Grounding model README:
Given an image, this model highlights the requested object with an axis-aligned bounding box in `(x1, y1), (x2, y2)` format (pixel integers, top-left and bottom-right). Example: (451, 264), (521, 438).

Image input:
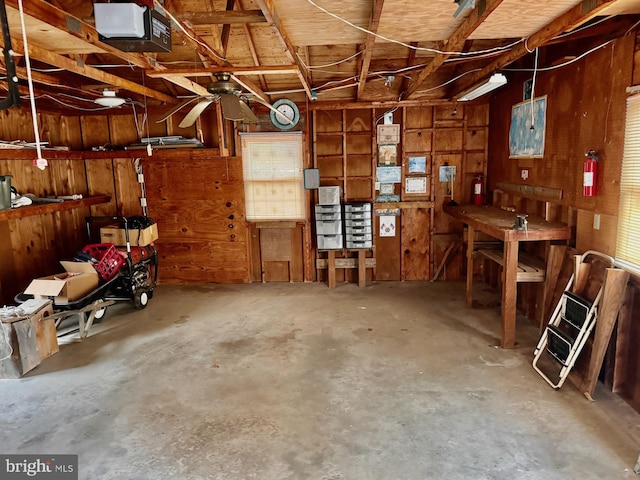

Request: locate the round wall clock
(270, 99), (300, 130)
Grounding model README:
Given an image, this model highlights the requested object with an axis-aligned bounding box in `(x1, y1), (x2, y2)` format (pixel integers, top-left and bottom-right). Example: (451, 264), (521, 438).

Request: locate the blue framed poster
(509, 96), (547, 158)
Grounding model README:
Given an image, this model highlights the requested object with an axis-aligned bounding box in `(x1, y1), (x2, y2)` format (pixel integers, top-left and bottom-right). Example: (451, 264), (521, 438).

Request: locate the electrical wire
(17, 0), (47, 170)
(296, 50), (363, 69)
(413, 68), (482, 94)
(502, 40), (614, 72)
(153, 0), (227, 62)
(530, 47), (539, 128)
(303, 0), (524, 57)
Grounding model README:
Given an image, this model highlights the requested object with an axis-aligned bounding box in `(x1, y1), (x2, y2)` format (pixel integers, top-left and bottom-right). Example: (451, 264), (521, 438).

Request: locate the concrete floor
(1, 281), (639, 479)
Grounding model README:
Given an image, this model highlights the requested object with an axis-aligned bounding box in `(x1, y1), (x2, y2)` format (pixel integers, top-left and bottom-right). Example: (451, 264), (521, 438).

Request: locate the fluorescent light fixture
(94, 89), (126, 107)
(458, 73), (507, 101)
(453, 0), (475, 18)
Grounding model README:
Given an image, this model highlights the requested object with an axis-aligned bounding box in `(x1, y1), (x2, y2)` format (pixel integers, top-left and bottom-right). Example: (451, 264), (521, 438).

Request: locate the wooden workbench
(444, 205), (571, 348)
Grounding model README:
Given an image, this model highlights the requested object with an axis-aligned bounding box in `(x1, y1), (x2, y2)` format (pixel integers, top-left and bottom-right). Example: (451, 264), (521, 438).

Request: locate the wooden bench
(475, 248), (546, 283)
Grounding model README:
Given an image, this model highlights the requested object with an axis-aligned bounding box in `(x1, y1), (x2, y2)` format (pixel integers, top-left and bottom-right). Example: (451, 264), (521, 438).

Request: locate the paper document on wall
(379, 215), (396, 237)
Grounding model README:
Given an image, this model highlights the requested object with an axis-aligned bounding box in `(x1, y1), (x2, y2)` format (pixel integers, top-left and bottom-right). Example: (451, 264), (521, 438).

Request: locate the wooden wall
(143, 153), (250, 284)
(312, 103), (489, 283)
(487, 32), (640, 412)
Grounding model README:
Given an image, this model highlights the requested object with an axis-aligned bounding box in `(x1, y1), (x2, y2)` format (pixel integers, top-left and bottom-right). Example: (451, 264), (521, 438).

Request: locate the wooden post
(466, 225), (475, 307)
(501, 240), (519, 348)
(582, 268), (630, 400)
(572, 254), (591, 296)
(358, 250), (366, 288)
(328, 250), (336, 288)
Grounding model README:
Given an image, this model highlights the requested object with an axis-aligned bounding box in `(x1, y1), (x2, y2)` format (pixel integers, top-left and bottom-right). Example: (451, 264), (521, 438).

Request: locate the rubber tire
(147, 289), (154, 299)
(93, 305), (107, 322)
(134, 289), (149, 309)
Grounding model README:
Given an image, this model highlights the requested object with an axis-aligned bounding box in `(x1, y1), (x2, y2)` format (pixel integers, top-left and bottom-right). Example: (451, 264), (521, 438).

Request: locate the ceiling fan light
(94, 89), (126, 107)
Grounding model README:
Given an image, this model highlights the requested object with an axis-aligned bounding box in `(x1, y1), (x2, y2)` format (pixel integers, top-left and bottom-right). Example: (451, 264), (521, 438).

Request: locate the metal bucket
(0, 175), (12, 211)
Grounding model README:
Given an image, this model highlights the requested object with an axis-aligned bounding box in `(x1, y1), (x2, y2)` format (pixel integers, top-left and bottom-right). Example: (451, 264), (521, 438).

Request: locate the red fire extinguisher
(583, 150), (598, 197)
(473, 174), (484, 205)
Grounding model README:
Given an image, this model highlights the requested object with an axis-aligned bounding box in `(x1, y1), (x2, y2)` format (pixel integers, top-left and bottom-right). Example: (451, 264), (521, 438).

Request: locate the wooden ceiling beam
(157, 3), (268, 102)
(357, 0), (385, 100)
(254, 0), (312, 99)
(4, 37), (176, 104)
(451, 0), (618, 97)
(399, 42), (418, 97)
(238, 0), (269, 98)
(147, 66), (299, 78)
(0, 62), (61, 86)
(221, 0), (236, 56)
(177, 10), (266, 25)
(404, 0), (504, 99)
(4, 0), (155, 70)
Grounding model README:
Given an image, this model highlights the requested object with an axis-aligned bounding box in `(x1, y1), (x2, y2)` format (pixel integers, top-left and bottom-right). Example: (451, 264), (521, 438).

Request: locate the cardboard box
(0, 299), (56, 379)
(24, 261), (99, 305)
(100, 222), (158, 247)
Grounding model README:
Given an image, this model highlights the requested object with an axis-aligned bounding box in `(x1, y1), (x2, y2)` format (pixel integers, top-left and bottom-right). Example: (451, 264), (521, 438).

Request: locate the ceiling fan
(158, 73), (267, 128)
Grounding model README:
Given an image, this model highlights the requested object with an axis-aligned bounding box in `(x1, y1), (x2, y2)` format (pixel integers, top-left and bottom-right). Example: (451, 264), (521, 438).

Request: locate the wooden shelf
(0, 147), (221, 160)
(0, 195), (111, 221)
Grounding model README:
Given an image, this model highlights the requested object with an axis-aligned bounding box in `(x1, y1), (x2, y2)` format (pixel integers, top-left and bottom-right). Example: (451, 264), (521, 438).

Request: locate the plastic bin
(82, 243), (126, 282)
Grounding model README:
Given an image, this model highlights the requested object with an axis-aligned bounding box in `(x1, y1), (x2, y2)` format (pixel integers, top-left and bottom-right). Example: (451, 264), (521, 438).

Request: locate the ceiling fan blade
(219, 93), (245, 121)
(156, 97), (201, 123)
(239, 100), (259, 124)
(178, 99), (215, 128)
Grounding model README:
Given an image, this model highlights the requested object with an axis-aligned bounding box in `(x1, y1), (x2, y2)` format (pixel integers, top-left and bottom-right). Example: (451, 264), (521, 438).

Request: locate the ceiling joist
(404, 0), (504, 99)
(451, 0), (619, 96)
(177, 9), (266, 25)
(3, 37), (175, 103)
(357, 0), (385, 100)
(254, 0), (312, 99)
(147, 66), (299, 78)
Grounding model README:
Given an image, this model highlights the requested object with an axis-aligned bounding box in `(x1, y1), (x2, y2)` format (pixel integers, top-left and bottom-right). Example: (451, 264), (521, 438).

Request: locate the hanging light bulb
(94, 89), (126, 107)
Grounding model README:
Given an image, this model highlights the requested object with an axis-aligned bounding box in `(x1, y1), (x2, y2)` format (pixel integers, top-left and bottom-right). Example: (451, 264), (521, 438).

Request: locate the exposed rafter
(156, 3), (269, 101)
(3, 37), (175, 103)
(221, 0), (236, 55)
(177, 10), (266, 25)
(4, 0), (155, 70)
(451, 0), (619, 97)
(254, 0), (312, 99)
(404, 0), (504, 99)
(147, 66), (299, 78)
(357, 0), (385, 100)
(399, 42), (418, 98)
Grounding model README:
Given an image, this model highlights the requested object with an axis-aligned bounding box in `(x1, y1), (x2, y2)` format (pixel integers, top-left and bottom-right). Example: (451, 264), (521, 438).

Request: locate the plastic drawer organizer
(344, 203), (372, 249)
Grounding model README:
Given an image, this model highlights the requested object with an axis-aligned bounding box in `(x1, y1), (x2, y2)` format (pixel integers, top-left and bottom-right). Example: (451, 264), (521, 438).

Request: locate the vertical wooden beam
(358, 250), (366, 287)
(539, 244), (567, 333)
(501, 240), (519, 348)
(466, 225), (475, 307)
(357, 0), (385, 100)
(582, 268), (630, 400)
(328, 250), (336, 288)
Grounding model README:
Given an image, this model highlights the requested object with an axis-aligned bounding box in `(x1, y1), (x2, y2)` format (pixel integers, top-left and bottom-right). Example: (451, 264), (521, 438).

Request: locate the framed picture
(509, 96), (547, 158)
(378, 144), (397, 166)
(380, 183), (395, 195)
(408, 156), (426, 173)
(405, 177), (428, 195)
(376, 166), (402, 183)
